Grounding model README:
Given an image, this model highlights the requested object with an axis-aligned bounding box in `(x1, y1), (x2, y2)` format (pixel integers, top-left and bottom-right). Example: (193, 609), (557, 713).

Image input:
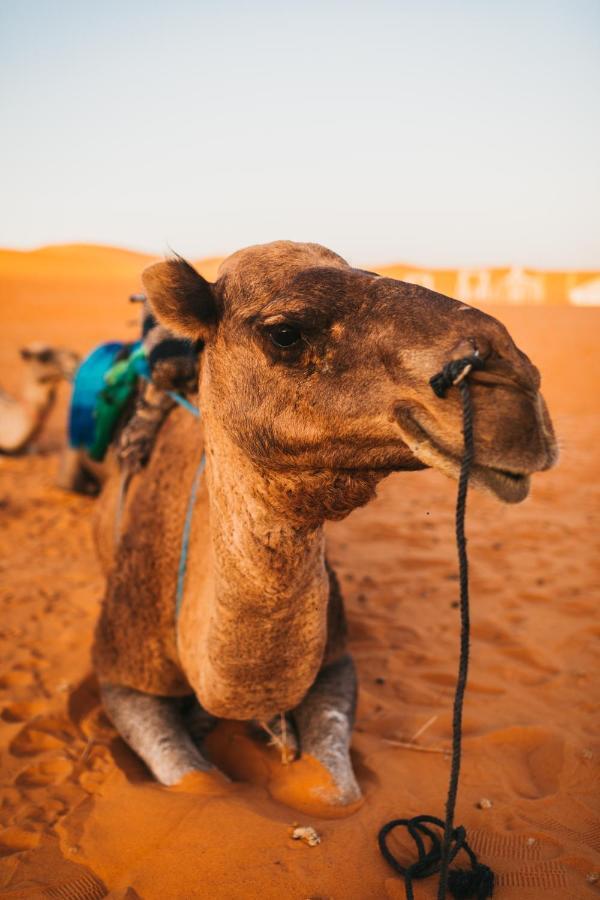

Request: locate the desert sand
(0, 246), (598, 899)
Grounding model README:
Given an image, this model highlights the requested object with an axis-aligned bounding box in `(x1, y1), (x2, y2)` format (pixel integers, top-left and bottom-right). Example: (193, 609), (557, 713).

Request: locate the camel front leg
(101, 683), (215, 785)
(292, 653), (361, 805)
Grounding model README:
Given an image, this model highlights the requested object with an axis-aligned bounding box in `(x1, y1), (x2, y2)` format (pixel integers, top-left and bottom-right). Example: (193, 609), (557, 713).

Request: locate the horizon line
(1, 240), (598, 276)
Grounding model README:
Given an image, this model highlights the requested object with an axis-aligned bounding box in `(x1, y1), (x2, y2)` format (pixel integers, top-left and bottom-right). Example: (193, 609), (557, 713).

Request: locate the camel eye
(268, 324), (302, 348)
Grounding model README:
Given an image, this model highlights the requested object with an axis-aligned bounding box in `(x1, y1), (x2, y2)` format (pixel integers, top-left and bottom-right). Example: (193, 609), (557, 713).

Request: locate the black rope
(377, 355), (495, 900)
(429, 355), (485, 400)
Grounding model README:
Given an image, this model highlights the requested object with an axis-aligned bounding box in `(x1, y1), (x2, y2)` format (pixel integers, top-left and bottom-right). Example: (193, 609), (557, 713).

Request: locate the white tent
(570, 277), (600, 306)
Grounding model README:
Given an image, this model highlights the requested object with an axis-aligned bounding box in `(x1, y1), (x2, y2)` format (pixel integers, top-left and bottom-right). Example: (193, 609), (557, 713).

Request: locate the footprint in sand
(469, 829), (562, 861)
(1, 699), (48, 722)
(38, 872), (108, 900)
(461, 831), (595, 897)
(485, 726), (565, 800)
(16, 756), (74, 787)
(0, 825), (41, 857)
(0, 669), (35, 690)
(470, 618), (559, 681)
(9, 714), (80, 757)
(0, 784), (73, 843)
(495, 863), (569, 894)
(78, 706), (117, 745)
(420, 669), (505, 696)
(523, 799), (600, 855)
(78, 745), (115, 795)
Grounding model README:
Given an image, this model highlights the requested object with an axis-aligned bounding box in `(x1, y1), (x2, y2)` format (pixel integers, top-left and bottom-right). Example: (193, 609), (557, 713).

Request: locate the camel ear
(141, 257), (217, 339)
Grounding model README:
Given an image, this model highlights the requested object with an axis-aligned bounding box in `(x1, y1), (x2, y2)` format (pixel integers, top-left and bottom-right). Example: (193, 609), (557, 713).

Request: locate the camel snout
(535, 394), (559, 472)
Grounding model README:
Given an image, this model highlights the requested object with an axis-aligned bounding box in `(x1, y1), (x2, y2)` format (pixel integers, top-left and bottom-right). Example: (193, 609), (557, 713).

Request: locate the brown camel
(93, 241), (557, 810)
(0, 343), (79, 454)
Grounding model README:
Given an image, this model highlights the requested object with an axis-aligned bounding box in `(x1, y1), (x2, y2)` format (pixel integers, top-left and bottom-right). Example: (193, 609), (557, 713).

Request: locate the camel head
(20, 343), (80, 384)
(142, 241), (557, 517)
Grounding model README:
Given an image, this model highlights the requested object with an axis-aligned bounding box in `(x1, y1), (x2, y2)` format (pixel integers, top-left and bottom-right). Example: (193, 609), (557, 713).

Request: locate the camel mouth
(474, 466), (530, 503)
(394, 409), (531, 504)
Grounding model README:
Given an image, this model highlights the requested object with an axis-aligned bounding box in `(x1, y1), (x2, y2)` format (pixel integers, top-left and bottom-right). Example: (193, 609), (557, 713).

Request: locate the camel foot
(291, 653), (362, 812)
(267, 752), (363, 818)
(100, 684), (216, 786)
(203, 720), (360, 816)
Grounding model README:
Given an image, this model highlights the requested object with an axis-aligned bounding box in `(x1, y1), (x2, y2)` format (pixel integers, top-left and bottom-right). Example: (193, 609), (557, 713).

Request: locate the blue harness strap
(175, 451), (206, 619)
(165, 390), (201, 418)
(104, 362), (203, 617)
(170, 390), (203, 618)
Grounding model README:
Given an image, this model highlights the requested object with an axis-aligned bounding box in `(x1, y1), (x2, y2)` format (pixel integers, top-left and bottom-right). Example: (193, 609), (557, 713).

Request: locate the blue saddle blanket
(68, 341), (149, 451)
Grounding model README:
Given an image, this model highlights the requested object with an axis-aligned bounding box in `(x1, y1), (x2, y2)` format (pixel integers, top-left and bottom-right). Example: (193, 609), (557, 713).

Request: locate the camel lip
(474, 466), (531, 503)
(394, 409), (531, 503)
(488, 467), (526, 483)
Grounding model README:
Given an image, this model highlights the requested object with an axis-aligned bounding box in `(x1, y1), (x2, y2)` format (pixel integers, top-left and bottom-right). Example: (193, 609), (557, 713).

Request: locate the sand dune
(0, 246), (598, 898)
(0, 246), (221, 393)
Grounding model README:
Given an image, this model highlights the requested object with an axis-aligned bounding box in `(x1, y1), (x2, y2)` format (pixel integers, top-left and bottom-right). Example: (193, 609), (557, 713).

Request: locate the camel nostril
(473, 336), (492, 360)
(450, 336), (491, 362)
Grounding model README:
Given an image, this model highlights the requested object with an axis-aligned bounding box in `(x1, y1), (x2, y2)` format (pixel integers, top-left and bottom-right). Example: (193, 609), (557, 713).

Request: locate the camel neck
(18, 380), (56, 446)
(178, 418), (330, 721)
(23, 378), (55, 411)
(206, 430), (324, 594)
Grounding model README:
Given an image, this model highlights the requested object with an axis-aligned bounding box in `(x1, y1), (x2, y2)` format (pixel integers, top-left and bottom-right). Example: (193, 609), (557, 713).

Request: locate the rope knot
(378, 815), (494, 900)
(447, 862), (495, 899)
(429, 354), (485, 399)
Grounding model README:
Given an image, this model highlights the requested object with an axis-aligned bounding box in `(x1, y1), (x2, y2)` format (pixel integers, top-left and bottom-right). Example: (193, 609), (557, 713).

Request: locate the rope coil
(378, 355), (495, 900)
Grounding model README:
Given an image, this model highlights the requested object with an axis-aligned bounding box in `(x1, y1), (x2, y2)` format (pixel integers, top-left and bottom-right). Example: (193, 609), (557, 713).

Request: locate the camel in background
(0, 344), (79, 454)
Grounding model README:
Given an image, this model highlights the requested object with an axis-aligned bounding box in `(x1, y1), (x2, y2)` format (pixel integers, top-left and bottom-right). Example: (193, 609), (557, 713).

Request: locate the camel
(0, 343), (80, 454)
(93, 241), (557, 811)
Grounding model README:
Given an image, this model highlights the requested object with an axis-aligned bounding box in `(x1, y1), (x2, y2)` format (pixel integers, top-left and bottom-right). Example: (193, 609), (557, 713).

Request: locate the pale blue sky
(1, 0), (599, 267)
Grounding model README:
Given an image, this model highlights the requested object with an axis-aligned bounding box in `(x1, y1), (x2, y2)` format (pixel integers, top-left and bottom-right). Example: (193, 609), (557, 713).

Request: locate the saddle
(68, 320), (199, 469)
